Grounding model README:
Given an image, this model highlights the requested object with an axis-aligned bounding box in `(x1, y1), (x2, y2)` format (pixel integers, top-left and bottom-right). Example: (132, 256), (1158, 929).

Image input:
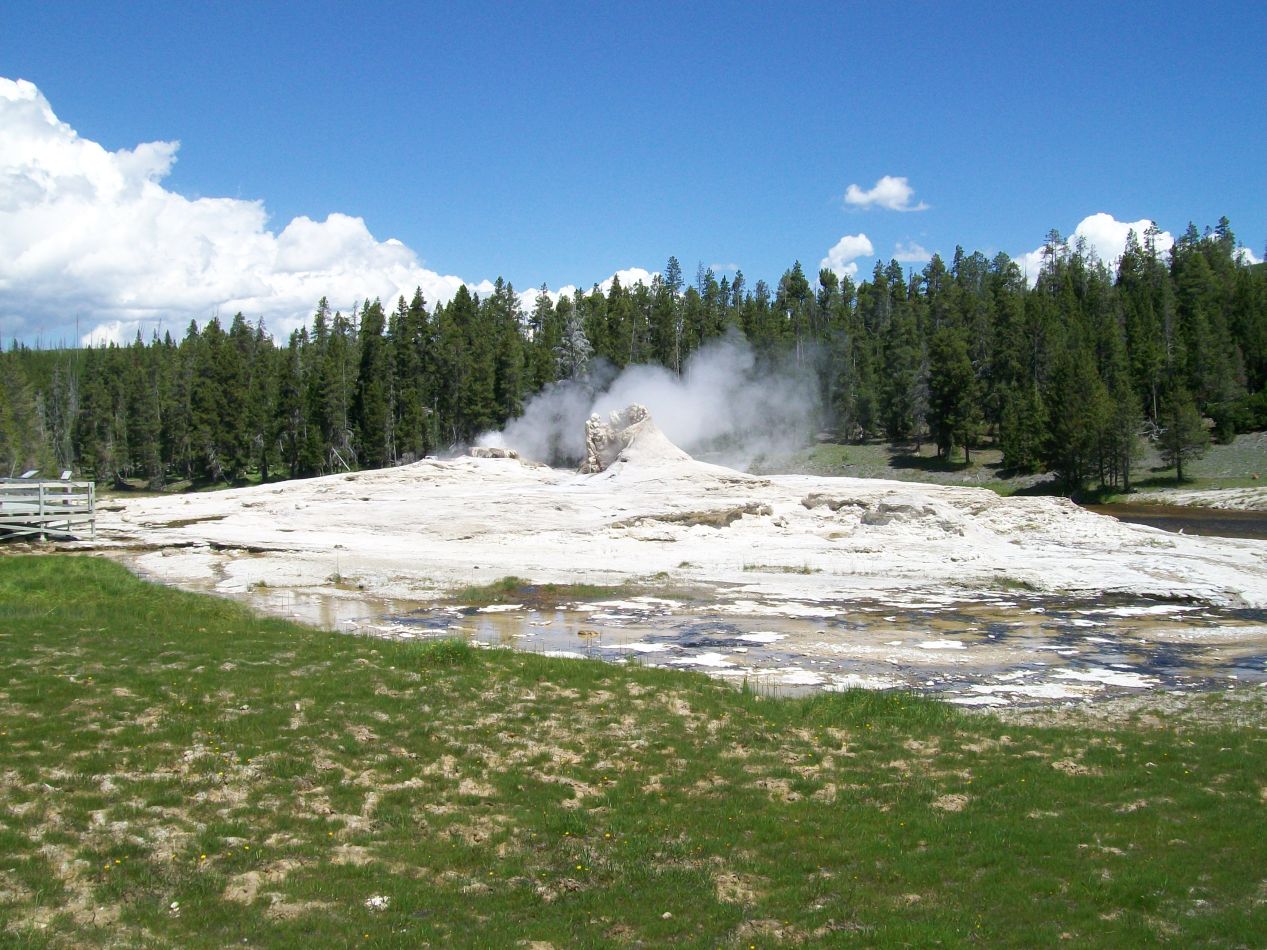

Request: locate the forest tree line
(1, 218), (1264, 494)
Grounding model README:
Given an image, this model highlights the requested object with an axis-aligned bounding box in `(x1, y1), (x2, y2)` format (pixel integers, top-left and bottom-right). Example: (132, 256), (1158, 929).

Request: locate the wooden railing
(0, 479), (96, 540)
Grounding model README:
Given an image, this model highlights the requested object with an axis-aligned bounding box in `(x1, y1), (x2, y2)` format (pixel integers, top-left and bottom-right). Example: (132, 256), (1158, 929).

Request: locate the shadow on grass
(1006, 480), (1067, 497)
(887, 451), (976, 473)
(1131, 471), (1190, 490)
(100, 471), (300, 497)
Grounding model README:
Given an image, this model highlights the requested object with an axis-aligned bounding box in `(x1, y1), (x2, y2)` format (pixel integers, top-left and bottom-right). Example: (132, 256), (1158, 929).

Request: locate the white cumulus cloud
(516, 266), (660, 315)
(843, 175), (928, 212)
(601, 267), (658, 293)
(893, 241), (931, 263)
(1074, 212), (1175, 270)
(0, 77), (500, 345)
(820, 234), (874, 278)
(1018, 212), (1176, 285)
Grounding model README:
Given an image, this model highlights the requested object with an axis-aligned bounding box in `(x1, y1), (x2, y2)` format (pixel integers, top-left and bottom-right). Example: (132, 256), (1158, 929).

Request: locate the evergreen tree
(554, 299), (593, 380)
(242, 320), (278, 481)
(1157, 386), (1210, 482)
(927, 328), (980, 462)
(526, 285), (561, 391)
(663, 256), (683, 298)
(352, 299), (390, 467)
(1043, 344), (1109, 492)
(0, 357), (50, 477)
(649, 276), (679, 370)
(275, 329), (309, 476)
(189, 316), (249, 481)
(46, 357), (80, 472)
(878, 313), (918, 441)
(999, 384), (1046, 473)
(627, 280), (654, 365)
(488, 279), (526, 422)
(321, 308), (358, 469)
(390, 289), (432, 462)
(124, 333), (163, 487)
(579, 285), (610, 365)
(164, 325), (198, 479)
(679, 285), (706, 364)
(775, 261), (813, 365)
(3, 217), (1263, 499)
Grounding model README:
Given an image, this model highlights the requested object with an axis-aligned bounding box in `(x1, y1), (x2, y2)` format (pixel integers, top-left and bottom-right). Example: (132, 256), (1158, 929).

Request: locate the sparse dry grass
(1, 556), (1266, 947)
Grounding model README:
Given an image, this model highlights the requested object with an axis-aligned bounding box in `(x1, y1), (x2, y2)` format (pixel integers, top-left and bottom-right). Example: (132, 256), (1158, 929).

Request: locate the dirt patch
(444, 814), (511, 847)
(14, 843), (124, 932)
(532, 772), (598, 808)
(811, 782), (838, 804)
(932, 793), (970, 812)
(265, 898), (332, 920)
(456, 777), (498, 799)
(1116, 799), (1151, 813)
(734, 918), (807, 942)
(346, 723), (378, 743)
(753, 777), (801, 803)
(224, 860), (302, 904)
(332, 844), (376, 866)
(714, 871), (763, 905)
(904, 739), (941, 756)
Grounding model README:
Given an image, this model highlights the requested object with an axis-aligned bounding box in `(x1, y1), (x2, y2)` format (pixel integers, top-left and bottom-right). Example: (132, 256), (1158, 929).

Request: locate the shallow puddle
(385, 592), (1267, 706)
(1086, 503), (1267, 540)
(122, 555), (1267, 706)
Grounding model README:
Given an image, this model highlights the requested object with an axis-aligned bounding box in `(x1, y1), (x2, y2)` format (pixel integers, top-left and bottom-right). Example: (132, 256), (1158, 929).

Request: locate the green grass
(742, 563), (821, 575)
(2, 555), (1266, 947)
(446, 576), (639, 608)
(97, 470), (297, 498)
(1126, 430), (1267, 493)
(760, 432), (1267, 500)
(757, 441), (1048, 495)
(991, 575), (1041, 592)
(445, 575), (698, 609)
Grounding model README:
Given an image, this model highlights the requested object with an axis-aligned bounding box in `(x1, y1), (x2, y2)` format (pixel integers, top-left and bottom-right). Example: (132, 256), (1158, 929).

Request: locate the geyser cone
(579, 405), (693, 474)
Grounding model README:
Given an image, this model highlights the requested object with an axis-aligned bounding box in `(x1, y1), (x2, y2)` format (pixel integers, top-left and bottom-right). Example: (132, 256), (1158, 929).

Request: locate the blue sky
(1, 0), (1264, 345)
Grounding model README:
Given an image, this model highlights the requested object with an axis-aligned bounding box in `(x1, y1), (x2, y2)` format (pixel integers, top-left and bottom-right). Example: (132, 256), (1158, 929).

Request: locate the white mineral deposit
(94, 408), (1267, 704)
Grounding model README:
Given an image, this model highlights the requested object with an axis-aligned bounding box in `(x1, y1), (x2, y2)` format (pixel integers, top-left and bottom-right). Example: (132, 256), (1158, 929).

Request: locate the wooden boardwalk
(0, 479), (95, 540)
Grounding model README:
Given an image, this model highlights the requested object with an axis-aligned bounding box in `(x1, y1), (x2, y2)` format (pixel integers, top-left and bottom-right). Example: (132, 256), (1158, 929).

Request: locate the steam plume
(479, 331), (820, 470)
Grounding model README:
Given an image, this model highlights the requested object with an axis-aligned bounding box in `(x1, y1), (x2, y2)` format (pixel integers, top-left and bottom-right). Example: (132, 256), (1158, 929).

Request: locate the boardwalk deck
(0, 479), (95, 540)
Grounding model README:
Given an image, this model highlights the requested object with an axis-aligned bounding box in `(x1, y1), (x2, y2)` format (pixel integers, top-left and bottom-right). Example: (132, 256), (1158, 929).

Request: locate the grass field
(760, 431), (1267, 498)
(2, 556), (1266, 947)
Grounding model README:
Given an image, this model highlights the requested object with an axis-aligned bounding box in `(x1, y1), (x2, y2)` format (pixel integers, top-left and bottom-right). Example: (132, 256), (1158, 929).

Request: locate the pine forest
(2, 219), (1264, 497)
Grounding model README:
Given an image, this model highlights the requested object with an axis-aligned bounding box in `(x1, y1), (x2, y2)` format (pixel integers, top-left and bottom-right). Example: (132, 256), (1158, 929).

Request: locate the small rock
(468, 446), (520, 460)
